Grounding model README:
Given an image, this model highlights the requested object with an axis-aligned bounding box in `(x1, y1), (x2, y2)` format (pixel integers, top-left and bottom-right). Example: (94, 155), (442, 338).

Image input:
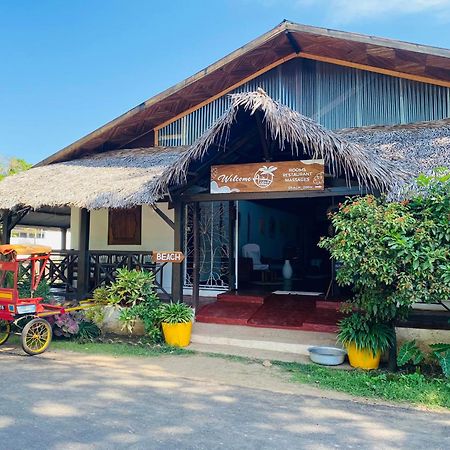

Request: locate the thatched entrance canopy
(151, 89), (403, 198)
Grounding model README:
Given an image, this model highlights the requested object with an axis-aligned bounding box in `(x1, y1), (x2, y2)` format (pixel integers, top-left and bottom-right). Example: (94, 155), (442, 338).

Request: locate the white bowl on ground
(308, 346), (346, 366)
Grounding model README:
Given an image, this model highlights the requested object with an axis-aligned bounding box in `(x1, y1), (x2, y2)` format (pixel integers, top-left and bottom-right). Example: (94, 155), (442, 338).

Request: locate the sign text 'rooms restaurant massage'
(210, 159), (324, 194)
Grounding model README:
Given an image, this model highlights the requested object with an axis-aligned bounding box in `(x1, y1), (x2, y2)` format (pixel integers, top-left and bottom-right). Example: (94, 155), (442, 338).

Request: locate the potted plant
(159, 302), (194, 347)
(337, 313), (394, 370)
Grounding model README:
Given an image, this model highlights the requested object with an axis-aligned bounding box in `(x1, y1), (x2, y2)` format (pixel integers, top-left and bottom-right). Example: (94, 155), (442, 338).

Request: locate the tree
(0, 157), (32, 181)
(319, 170), (450, 368)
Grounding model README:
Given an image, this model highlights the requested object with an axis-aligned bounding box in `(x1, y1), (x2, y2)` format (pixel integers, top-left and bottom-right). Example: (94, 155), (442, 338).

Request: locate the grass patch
(8, 334), (192, 357)
(274, 361), (450, 409)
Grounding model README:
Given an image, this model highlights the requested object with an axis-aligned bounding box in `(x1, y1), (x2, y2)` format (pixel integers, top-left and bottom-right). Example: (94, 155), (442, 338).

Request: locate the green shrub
(104, 268), (157, 307)
(337, 313), (395, 356)
(397, 340), (425, 367)
(430, 343), (450, 379)
(76, 321), (102, 343)
(159, 302), (194, 324)
(91, 268), (163, 341)
(319, 170), (450, 325)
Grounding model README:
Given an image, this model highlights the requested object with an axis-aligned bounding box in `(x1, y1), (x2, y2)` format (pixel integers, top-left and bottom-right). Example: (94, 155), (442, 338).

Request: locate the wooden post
(77, 208), (90, 300)
(192, 202), (200, 311)
(60, 228), (67, 250)
(0, 210), (11, 245)
(228, 201), (236, 291)
(171, 202), (184, 302)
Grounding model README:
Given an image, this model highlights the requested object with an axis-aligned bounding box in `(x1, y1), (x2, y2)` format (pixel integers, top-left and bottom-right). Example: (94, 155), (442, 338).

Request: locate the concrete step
(191, 322), (338, 356)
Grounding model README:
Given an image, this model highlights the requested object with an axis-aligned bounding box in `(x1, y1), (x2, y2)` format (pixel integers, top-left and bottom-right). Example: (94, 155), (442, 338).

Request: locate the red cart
(0, 244), (67, 355)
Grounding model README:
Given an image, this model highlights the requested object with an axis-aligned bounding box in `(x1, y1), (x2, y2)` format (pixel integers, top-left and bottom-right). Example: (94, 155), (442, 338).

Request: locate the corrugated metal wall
(158, 58), (450, 146)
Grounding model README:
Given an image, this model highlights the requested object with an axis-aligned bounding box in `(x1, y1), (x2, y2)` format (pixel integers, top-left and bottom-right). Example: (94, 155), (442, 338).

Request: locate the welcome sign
(210, 159), (324, 194)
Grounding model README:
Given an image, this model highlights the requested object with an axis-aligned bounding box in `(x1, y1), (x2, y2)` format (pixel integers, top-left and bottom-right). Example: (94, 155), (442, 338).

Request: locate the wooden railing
(42, 250), (170, 300)
(45, 250), (79, 293)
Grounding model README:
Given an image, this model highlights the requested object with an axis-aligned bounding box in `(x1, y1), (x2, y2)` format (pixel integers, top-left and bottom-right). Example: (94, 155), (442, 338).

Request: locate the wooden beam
(192, 202), (200, 311)
(0, 210), (11, 245)
(285, 30), (301, 54)
(228, 201), (236, 291)
(77, 208), (90, 300)
(255, 112), (271, 162)
(9, 208), (31, 230)
(298, 52), (450, 88)
(151, 204), (175, 230)
(171, 202), (184, 302)
(180, 186), (371, 203)
(61, 228), (67, 250)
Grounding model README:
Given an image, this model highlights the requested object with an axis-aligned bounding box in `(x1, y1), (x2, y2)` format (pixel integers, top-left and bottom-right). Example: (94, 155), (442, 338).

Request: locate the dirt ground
(0, 343), (449, 449)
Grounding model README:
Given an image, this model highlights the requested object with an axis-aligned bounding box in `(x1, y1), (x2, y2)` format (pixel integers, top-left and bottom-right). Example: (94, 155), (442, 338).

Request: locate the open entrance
(193, 196), (347, 331)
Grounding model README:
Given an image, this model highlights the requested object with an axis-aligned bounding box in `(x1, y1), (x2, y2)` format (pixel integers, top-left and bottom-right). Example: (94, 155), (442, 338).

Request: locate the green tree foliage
(0, 157), (32, 180)
(319, 169), (450, 324)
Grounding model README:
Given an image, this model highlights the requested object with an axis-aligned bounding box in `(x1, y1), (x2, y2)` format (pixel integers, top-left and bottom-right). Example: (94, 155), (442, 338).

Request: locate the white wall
(70, 205), (174, 291)
(11, 227), (71, 250)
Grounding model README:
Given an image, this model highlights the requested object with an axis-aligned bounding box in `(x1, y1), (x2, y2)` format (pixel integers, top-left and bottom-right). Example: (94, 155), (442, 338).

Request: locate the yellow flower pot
(162, 322), (193, 347)
(347, 343), (381, 370)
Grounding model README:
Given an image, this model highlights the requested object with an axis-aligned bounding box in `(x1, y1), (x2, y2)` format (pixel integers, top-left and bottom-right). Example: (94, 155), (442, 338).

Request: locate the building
(0, 21), (449, 328)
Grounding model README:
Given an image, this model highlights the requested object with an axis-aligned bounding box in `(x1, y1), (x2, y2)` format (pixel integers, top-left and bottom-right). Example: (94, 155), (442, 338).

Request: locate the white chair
(242, 243), (269, 271)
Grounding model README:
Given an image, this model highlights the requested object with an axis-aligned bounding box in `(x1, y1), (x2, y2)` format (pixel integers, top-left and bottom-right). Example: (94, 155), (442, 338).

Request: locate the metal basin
(308, 346), (346, 366)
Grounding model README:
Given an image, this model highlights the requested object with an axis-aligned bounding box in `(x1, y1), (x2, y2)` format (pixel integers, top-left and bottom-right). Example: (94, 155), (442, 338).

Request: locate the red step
(217, 291), (268, 304)
(196, 301), (261, 325)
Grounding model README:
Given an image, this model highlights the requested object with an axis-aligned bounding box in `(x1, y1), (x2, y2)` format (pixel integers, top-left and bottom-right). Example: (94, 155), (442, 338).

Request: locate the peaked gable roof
(39, 21), (450, 166)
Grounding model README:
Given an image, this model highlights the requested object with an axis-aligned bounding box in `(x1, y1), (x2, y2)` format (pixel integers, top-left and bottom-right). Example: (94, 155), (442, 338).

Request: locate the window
(108, 207), (142, 245)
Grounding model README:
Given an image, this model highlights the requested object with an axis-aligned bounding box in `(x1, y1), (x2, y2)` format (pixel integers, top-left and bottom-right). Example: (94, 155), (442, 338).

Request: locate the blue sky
(1, 0), (449, 164)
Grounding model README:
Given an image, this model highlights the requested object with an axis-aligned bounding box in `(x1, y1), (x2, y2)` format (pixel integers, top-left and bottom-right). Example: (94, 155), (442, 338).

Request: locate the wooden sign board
(211, 159), (324, 194)
(151, 251), (185, 264)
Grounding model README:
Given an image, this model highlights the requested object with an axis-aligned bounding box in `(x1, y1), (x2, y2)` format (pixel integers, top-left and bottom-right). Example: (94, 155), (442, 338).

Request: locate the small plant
(430, 343), (450, 379)
(48, 312), (81, 338)
(76, 321), (101, 343)
(159, 302), (194, 324)
(119, 297), (164, 342)
(84, 304), (105, 327)
(107, 268), (156, 307)
(18, 276), (51, 301)
(92, 286), (109, 304)
(397, 340), (425, 367)
(337, 313), (395, 357)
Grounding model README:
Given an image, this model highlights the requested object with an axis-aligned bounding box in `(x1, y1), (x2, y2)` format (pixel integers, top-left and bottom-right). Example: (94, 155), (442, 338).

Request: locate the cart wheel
(21, 318), (52, 355)
(0, 320), (11, 345)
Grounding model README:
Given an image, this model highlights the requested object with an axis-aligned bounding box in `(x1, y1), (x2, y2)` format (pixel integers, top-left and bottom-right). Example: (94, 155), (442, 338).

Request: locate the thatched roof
(0, 91), (447, 211)
(337, 119), (450, 198)
(151, 89), (402, 197)
(0, 147), (185, 210)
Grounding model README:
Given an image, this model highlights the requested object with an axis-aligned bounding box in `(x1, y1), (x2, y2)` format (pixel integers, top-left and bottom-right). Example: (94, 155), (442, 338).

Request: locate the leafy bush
(91, 268), (163, 341)
(84, 304), (105, 327)
(337, 313), (395, 356)
(18, 276), (51, 302)
(119, 297), (164, 343)
(106, 268), (156, 307)
(76, 321), (102, 343)
(48, 312), (81, 338)
(159, 302), (194, 324)
(319, 188), (450, 323)
(430, 343), (450, 379)
(397, 340), (425, 367)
